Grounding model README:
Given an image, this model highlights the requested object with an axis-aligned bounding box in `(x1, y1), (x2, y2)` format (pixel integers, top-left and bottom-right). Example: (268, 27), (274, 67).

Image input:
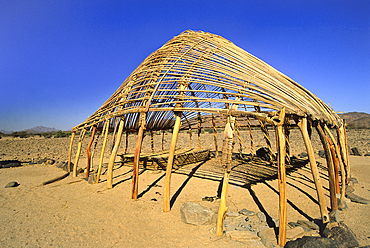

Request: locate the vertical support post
(316, 122), (338, 211)
(247, 116), (254, 158)
(125, 131), (129, 154)
(284, 117), (291, 164)
(161, 131), (165, 151)
(343, 120), (351, 182)
(197, 113), (202, 149)
(212, 114), (218, 158)
(324, 125), (341, 194)
(163, 111), (182, 212)
(85, 126), (96, 178)
(150, 129), (154, 153)
(217, 102), (238, 236)
(275, 109), (287, 246)
(73, 129), (87, 177)
(337, 125), (349, 184)
(67, 131), (76, 173)
(132, 118), (146, 200)
(107, 118), (125, 189)
(96, 121), (109, 184)
(297, 118), (329, 223)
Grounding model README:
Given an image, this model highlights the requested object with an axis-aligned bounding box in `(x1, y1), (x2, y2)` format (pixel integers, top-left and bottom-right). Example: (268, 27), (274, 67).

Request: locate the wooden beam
(96, 121), (109, 184)
(132, 119), (146, 200)
(67, 131), (76, 173)
(297, 118), (329, 223)
(163, 111), (182, 212)
(107, 118), (125, 189)
(85, 126), (96, 178)
(73, 129), (86, 177)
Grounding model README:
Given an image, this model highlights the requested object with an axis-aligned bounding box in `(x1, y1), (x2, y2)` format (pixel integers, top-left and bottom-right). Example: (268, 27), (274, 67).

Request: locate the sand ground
(0, 129), (369, 247)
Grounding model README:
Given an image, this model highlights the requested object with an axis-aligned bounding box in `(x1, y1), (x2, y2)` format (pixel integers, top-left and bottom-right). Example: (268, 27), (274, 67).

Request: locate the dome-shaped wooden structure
(68, 30), (351, 245)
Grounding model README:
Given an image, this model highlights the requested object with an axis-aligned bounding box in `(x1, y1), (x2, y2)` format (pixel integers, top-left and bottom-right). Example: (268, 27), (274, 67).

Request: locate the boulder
(256, 147), (271, 161)
(323, 222), (359, 248)
(285, 236), (339, 248)
(180, 202), (216, 225)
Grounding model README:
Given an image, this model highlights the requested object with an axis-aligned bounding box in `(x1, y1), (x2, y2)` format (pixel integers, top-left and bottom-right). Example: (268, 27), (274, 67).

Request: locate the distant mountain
(0, 130), (13, 134)
(338, 112), (370, 129)
(24, 126), (59, 133)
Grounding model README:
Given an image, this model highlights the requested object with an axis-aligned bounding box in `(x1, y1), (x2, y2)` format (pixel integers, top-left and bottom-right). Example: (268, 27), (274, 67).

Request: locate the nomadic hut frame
(68, 30), (351, 246)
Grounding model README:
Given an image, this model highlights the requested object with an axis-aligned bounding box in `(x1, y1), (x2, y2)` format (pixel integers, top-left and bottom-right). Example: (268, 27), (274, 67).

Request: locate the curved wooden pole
(316, 122), (338, 211)
(85, 126), (96, 178)
(163, 112), (182, 212)
(73, 129), (87, 177)
(132, 120), (146, 200)
(297, 118), (329, 223)
(337, 125), (349, 184)
(96, 121), (109, 184)
(276, 115), (287, 246)
(343, 120), (351, 182)
(67, 132), (76, 173)
(324, 125), (344, 195)
(216, 170), (230, 236)
(107, 118), (125, 189)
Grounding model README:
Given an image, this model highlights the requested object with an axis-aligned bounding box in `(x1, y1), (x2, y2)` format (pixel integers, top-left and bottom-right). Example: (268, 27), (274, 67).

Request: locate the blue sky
(1, 1), (369, 131)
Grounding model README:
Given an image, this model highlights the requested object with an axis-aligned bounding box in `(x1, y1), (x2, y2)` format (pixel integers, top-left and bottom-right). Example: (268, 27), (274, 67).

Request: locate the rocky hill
(339, 112), (370, 129)
(24, 126), (59, 133)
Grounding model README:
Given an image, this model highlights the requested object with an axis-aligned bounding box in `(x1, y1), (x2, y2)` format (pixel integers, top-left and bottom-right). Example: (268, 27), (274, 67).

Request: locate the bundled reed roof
(72, 30), (341, 132)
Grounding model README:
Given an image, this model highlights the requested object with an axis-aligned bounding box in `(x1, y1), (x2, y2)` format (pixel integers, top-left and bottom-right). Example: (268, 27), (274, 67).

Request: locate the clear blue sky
(1, 1), (369, 132)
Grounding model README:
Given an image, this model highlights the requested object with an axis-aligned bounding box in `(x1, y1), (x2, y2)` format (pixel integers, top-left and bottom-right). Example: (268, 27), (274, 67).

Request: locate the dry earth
(0, 128), (369, 247)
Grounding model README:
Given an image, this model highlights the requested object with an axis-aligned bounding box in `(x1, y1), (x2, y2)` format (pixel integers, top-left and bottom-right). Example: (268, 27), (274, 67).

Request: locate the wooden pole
(297, 118), (329, 223)
(335, 126), (348, 199)
(337, 125), (350, 184)
(67, 131), (76, 173)
(324, 125), (341, 194)
(275, 109), (287, 246)
(212, 113), (218, 158)
(163, 111), (182, 212)
(316, 122), (338, 211)
(132, 119), (146, 200)
(107, 118), (125, 189)
(96, 121), (109, 184)
(216, 102), (238, 236)
(85, 126), (96, 178)
(73, 129), (86, 177)
(343, 120), (351, 182)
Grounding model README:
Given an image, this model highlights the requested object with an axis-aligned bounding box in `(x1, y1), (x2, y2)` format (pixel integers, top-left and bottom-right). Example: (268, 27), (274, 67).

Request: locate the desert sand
(0, 128), (369, 247)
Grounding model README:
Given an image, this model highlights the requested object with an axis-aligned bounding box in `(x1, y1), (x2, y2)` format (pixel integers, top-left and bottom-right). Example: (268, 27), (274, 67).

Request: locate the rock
(62, 162), (74, 172)
(257, 212), (266, 222)
(329, 210), (341, 222)
(256, 147), (271, 161)
(346, 192), (370, 204)
(297, 220), (320, 230)
(318, 150), (326, 158)
(226, 211), (239, 217)
(349, 177), (358, 184)
(345, 185), (355, 193)
(323, 222), (360, 248)
(180, 201), (216, 225)
(77, 168), (84, 174)
(87, 173), (97, 184)
(350, 147), (362, 156)
(285, 236), (339, 248)
(46, 159), (55, 165)
(286, 226), (305, 240)
(239, 209), (255, 216)
(364, 153), (370, 156)
(337, 198), (348, 210)
(257, 228), (276, 242)
(5, 181), (20, 188)
(0, 160), (22, 168)
(298, 152), (308, 158)
(226, 230), (260, 241)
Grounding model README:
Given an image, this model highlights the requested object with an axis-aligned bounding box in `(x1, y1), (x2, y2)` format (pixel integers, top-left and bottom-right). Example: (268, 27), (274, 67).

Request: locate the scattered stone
(77, 168), (84, 174)
(286, 226), (305, 240)
(46, 159), (55, 165)
(5, 181), (20, 188)
(329, 210), (341, 223)
(323, 222), (360, 248)
(346, 192), (370, 204)
(257, 227), (276, 242)
(226, 211), (239, 217)
(337, 198), (348, 210)
(257, 212), (267, 222)
(297, 220), (320, 230)
(349, 177), (358, 184)
(226, 230), (260, 242)
(0, 160), (22, 168)
(87, 173), (97, 184)
(345, 185), (355, 193)
(364, 152), (370, 156)
(202, 196), (217, 202)
(298, 152), (308, 158)
(180, 201), (216, 225)
(239, 209), (255, 216)
(350, 147), (362, 156)
(318, 150), (326, 158)
(285, 236), (339, 248)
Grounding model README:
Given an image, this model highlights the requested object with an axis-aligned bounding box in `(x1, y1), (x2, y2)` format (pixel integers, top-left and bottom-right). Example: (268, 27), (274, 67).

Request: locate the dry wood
(67, 132), (75, 173)
(85, 126), (96, 178)
(107, 118), (124, 189)
(316, 122), (338, 211)
(40, 172), (70, 186)
(132, 119), (145, 200)
(297, 118), (329, 223)
(73, 129), (86, 177)
(96, 121), (109, 184)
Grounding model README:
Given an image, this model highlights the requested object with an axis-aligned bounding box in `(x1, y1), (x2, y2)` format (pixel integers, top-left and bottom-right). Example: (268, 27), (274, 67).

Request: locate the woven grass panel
(72, 30), (341, 132)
